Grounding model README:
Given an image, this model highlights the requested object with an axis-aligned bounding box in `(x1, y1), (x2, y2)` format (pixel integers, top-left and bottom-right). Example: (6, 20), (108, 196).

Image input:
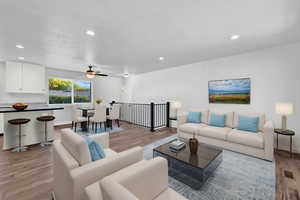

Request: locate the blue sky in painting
(209, 79), (250, 94)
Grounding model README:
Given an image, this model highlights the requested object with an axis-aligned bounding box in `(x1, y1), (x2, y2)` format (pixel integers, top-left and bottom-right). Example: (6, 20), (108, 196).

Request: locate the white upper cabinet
(5, 61), (23, 93)
(5, 61), (46, 94)
(22, 63), (46, 93)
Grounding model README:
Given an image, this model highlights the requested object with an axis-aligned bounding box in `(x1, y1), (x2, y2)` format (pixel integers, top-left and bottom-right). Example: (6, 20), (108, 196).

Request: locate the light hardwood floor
(0, 122), (299, 200)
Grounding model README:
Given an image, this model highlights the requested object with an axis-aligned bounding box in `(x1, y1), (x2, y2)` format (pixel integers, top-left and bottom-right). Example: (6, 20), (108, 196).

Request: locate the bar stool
(37, 115), (55, 147)
(8, 118), (31, 152)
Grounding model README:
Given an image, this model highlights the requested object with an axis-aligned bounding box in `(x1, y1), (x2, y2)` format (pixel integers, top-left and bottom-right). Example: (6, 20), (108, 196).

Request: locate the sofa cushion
(208, 111), (234, 128)
(234, 112), (265, 131)
(189, 109), (209, 124)
(227, 129), (264, 149)
(60, 128), (91, 165)
(154, 188), (187, 200)
(187, 112), (202, 123)
(209, 113), (226, 127)
(197, 126), (232, 140)
(178, 123), (207, 134)
(237, 116), (259, 133)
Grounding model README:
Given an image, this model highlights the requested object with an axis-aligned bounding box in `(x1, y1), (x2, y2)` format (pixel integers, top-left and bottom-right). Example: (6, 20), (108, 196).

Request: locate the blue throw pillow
(80, 135), (106, 161)
(238, 116), (259, 133)
(187, 112), (202, 123)
(209, 113), (226, 127)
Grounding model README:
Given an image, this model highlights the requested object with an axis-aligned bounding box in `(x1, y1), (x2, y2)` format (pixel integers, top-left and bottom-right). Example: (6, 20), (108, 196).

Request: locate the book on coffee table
(170, 140), (186, 150)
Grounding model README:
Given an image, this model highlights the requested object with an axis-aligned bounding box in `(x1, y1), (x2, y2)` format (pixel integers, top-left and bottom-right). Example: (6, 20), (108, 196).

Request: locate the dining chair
(90, 104), (107, 132)
(107, 104), (121, 128)
(71, 106), (88, 132)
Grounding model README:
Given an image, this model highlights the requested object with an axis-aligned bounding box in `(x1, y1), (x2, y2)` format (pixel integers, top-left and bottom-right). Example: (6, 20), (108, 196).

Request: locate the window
(48, 78), (92, 104)
(74, 80), (92, 103)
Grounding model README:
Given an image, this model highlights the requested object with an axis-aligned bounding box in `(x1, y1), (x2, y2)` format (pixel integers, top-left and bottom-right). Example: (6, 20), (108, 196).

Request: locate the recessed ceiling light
(18, 57), (24, 60)
(159, 57), (165, 61)
(86, 30), (95, 36)
(230, 35), (240, 40)
(123, 73), (129, 78)
(16, 44), (24, 49)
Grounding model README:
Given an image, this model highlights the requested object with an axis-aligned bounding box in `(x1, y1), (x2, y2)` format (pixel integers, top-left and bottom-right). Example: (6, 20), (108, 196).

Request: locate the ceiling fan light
(86, 71), (96, 79)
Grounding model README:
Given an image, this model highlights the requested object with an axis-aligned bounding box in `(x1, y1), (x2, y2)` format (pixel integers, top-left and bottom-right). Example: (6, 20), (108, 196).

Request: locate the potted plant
(95, 98), (103, 104)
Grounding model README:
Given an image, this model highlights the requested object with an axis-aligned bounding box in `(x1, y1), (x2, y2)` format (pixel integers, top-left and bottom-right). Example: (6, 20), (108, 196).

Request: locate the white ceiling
(0, 0), (300, 74)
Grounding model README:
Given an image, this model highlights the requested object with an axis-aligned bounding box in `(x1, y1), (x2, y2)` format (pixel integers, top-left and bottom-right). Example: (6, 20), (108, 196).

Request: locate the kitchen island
(0, 106), (64, 150)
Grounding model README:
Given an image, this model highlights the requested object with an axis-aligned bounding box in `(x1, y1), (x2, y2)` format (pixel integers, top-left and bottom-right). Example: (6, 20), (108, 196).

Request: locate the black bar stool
(37, 116), (55, 147)
(8, 118), (31, 152)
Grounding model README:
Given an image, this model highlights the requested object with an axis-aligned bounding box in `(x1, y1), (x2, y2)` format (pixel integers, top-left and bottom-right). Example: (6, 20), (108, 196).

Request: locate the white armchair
(85, 157), (187, 200)
(52, 128), (143, 200)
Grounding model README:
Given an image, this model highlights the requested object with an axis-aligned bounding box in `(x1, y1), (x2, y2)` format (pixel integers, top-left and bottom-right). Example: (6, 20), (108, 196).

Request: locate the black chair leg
(117, 119), (120, 127)
(104, 122), (107, 131)
(71, 121), (74, 129)
(74, 123), (77, 132)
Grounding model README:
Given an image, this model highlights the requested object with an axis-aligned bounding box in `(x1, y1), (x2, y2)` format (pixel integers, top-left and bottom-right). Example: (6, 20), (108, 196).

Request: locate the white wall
(94, 76), (124, 104)
(126, 42), (300, 153)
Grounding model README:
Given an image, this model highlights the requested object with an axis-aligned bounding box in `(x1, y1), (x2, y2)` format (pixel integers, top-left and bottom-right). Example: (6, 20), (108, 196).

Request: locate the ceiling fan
(85, 65), (108, 79)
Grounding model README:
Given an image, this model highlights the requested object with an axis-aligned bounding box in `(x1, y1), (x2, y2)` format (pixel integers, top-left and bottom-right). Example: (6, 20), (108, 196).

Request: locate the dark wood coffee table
(153, 138), (223, 189)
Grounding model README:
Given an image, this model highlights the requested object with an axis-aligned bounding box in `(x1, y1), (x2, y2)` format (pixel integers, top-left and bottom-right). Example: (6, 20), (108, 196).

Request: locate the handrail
(114, 102), (170, 132)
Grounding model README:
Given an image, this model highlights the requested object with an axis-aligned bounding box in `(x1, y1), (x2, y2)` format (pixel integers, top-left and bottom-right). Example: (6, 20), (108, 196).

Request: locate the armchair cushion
(154, 188), (186, 200)
(80, 134), (106, 161)
(100, 157), (187, 200)
(61, 128), (91, 165)
(71, 147), (144, 200)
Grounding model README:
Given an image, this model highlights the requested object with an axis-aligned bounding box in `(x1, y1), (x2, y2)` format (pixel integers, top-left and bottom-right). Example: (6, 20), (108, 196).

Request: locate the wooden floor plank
(0, 122), (299, 200)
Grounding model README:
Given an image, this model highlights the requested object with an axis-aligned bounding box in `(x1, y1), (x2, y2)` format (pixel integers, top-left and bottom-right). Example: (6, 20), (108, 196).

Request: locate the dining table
(78, 107), (111, 132)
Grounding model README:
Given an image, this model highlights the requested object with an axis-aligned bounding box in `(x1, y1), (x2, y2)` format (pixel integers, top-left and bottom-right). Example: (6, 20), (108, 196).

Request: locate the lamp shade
(171, 101), (182, 109)
(276, 103), (294, 115)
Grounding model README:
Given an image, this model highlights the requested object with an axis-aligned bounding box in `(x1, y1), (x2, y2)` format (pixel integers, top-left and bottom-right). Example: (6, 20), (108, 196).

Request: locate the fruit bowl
(12, 103), (28, 111)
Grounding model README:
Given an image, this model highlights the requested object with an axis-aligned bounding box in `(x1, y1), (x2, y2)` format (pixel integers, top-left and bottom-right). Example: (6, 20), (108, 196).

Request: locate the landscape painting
(209, 78), (250, 104)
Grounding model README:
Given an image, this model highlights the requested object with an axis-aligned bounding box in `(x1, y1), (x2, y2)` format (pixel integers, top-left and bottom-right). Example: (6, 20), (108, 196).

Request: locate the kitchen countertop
(0, 106), (64, 113)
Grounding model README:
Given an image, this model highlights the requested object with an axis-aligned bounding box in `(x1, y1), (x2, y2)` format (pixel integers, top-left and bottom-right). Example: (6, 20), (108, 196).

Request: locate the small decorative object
(189, 133), (198, 154)
(12, 102), (28, 111)
(276, 103), (294, 130)
(209, 78), (250, 104)
(95, 98), (103, 104)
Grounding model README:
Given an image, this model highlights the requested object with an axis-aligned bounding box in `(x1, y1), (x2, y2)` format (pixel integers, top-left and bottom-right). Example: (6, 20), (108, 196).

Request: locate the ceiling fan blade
(95, 73), (108, 77)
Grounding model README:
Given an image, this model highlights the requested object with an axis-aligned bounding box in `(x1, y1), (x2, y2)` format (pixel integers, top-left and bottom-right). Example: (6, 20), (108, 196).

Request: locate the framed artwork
(208, 78), (250, 104)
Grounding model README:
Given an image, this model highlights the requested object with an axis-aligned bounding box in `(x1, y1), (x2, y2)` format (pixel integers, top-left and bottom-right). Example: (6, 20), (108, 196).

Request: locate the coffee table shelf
(153, 138), (223, 189)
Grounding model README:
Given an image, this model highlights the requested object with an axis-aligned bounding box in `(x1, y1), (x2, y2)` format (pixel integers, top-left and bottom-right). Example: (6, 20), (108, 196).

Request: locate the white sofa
(52, 128), (143, 200)
(177, 110), (274, 161)
(85, 157), (187, 200)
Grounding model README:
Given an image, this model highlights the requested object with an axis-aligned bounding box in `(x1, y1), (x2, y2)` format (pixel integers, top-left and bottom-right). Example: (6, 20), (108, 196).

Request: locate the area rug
(143, 136), (276, 200)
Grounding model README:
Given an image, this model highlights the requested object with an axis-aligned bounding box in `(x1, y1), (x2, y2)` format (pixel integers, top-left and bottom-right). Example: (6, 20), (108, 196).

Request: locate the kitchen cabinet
(22, 63), (46, 93)
(5, 61), (46, 94)
(5, 61), (23, 93)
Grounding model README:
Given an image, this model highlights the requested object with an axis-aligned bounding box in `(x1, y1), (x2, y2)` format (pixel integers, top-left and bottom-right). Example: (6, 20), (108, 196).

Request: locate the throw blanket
(80, 135), (106, 161)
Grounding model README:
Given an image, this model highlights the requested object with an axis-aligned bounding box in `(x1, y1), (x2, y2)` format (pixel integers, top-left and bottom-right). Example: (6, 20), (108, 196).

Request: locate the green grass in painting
(209, 93), (250, 104)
